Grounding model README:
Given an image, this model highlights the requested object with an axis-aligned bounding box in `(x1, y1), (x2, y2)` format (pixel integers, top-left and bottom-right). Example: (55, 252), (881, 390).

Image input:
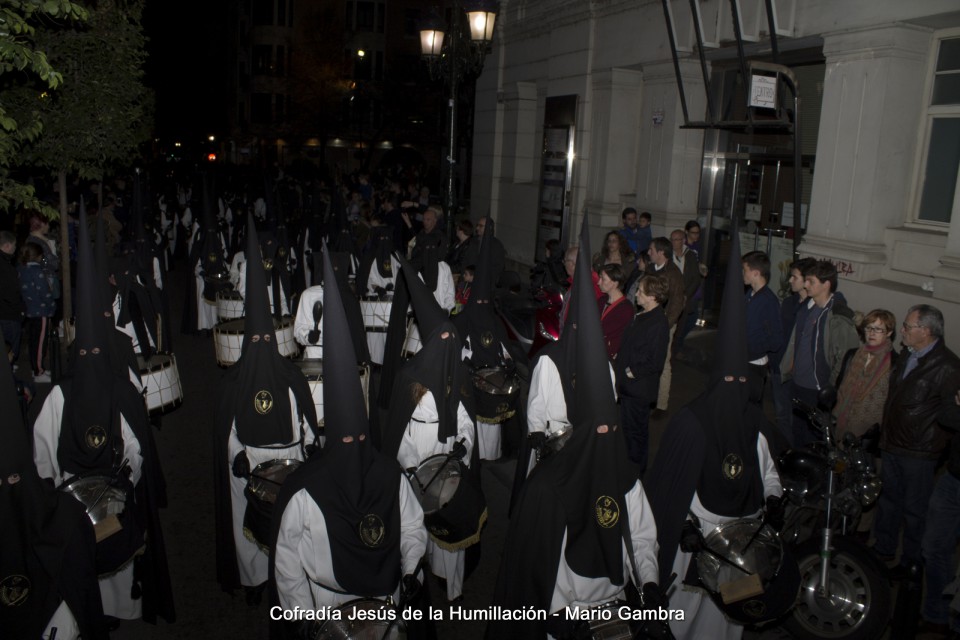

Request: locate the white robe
(667, 433), (782, 640)
(193, 259), (220, 331)
(365, 256), (400, 296)
(33, 386), (145, 620)
(395, 392), (475, 601)
(550, 481), (660, 613)
(226, 390), (307, 587)
(274, 477), (428, 609)
(294, 285), (324, 360)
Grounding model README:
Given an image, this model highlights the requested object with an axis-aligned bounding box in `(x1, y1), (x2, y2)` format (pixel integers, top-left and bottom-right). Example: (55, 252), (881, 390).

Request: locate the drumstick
(86, 458), (130, 515)
(420, 440), (465, 494)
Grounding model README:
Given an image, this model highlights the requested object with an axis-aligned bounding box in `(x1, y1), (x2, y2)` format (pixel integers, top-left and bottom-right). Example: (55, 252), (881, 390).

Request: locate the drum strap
(620, 517), (643, 595)
(306, 573), (351, 595)
(410, 417), (439, 425)
(248, 439), (304, 451)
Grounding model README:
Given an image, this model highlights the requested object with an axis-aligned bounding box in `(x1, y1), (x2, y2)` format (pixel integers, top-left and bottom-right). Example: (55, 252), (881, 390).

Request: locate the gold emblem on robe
(595, 496), (620, 528)
(359, 514), (385, 547)
(85, 425), (107, 449)
(254, 390), (274, 415)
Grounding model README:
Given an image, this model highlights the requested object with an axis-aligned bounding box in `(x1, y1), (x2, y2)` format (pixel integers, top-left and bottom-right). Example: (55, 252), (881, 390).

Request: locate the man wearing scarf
(214, 215), (319, 605)
(454, 221), (527, 460)
(383, 256), (477, 602)
(1, 332), (107, 640)
(269, 245), (427, 635)
(33, 220), (174, 625)
(488, 220), (660, 640)
(645, 230), (783, 640)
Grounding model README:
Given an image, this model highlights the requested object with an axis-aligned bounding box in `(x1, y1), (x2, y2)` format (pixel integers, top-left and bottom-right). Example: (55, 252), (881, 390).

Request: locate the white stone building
(471, 0), (960, 350)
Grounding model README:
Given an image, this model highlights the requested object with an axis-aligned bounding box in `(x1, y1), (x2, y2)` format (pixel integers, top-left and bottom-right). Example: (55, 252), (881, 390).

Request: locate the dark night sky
(143, 0), (228, 142)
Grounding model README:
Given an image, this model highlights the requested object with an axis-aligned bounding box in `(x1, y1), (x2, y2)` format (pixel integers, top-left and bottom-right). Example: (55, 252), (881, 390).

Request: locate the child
(17, 242), (55, 383)
(453, 265), (474, 315)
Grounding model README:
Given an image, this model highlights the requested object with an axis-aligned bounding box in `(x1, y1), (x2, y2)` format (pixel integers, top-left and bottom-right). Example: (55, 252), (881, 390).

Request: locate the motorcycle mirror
(816, 386), (838, 411)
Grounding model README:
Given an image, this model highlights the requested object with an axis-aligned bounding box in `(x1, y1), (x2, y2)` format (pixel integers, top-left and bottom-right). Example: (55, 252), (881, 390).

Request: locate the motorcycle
(778, 389), (890, 640)
(495, 266), (564, 358)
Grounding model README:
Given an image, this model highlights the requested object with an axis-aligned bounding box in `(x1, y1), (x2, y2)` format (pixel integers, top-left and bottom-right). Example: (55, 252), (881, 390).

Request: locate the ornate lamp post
(420, 0), (499, 240)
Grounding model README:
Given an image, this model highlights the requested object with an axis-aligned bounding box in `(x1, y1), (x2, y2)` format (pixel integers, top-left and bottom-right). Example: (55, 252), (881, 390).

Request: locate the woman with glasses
(833, 309), (898, 442)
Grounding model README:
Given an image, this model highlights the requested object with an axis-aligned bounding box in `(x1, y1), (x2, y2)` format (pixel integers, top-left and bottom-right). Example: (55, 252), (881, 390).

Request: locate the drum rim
(251, 458), (302, 477)
(215, 317), (294, 336)
(698, 518), (784, 590)
(360, 295), (394, 302)
(137, 352), (176, 373)
(319, 598), (402, 635)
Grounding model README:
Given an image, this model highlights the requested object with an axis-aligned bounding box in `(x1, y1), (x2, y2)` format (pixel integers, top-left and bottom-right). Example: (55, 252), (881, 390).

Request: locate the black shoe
(104, 616), (121, 632)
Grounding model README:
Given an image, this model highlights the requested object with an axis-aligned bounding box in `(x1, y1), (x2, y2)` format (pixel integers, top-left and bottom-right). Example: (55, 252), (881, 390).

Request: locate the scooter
(495, 279), (564, 358)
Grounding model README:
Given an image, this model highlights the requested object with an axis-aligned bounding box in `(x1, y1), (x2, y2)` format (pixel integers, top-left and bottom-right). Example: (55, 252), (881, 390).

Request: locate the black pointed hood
(280, 243), (403, 597)
(243, 213), (276, 345)
(399, 253), (448, 340)
(712, 226), (749, 383)
(690, 223), (763, 517)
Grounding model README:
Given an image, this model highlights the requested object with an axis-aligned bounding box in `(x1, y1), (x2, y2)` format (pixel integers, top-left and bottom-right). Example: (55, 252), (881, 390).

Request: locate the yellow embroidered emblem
(723, 454), (744, 480)
(595, 496), (620, 529)
(0, 575), (30, 607)
(262, 258), (273, 271)
(208, 252), (217, 263)
(85, 425), (107, 449)
(254, 390), (274, 415)
(358, 514), (385, 547)
(480, 331), (494, 348)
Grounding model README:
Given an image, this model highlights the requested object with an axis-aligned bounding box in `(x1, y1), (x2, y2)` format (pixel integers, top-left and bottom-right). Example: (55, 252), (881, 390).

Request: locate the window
(251, 93), (271, 124)
(275, 93), (286, 122)
(915, 35), (960, 225)
(276, 45), (285, 76)
(277, 0), (286, 26)
(356, 1), (374, 31)
(252, 0), (273, 26)
(345, 2), (353, 30)
(403, 9), (421, 37)
(377, 2), (385, 34)
(288, 0), (294, 26)
(252, 45), (272, 75)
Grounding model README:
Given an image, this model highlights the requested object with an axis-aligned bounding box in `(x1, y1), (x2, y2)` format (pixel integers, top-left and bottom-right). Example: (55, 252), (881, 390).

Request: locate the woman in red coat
(597, 263), (634, 360)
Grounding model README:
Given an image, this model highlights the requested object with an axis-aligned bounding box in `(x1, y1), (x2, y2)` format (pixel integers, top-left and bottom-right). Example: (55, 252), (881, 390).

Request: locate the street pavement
(22, 266), (802, 639)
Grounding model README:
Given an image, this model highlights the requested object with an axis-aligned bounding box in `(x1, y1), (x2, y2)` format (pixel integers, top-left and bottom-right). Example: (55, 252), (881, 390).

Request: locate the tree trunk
(59, 169), (71, 320)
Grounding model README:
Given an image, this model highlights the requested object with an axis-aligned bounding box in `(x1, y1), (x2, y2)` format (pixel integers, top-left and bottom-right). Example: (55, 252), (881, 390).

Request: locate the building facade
(472, 0), (960, 350)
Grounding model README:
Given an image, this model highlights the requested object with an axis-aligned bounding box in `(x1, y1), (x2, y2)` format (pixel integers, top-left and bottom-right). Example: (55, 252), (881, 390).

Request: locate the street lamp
(420, 0), (499, 241)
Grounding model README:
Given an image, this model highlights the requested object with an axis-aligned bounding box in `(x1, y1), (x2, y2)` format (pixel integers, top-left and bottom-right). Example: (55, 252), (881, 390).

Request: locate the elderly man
(409, 205), (448, 265)
(874, 305), (960, 578)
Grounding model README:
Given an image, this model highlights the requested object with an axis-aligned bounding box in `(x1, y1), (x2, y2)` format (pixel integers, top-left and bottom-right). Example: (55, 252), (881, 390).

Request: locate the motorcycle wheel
(783, 537), (891, 640)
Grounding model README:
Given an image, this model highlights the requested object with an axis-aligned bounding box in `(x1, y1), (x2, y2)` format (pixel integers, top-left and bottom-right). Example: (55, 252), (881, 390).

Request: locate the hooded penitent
(645, 226), (779, 586)
(453, 220), (518, 368)
(489, 218), (639, 639)
(383, 254), (473, 458)
(269, 243), (402, 598)
(262, 177), (293, 317)
(91, 198), (140, 379)
(115, 172), (164, 357)
(357, 225), (395, 292)
(214, 214), (319, 592)
(60, 212), (176, 623)
(0, 333), (107, 640)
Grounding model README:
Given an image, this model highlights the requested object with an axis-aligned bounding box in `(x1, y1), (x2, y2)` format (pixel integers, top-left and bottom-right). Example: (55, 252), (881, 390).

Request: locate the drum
(695, 518), (801, 623)
(296, 359), (372, 429)
(471, 367), (521, 424)
(216, 289), (245, 321)
(203, 269), (233, 302)
(360, 295), (392, 331)
(59, 474), (145, 577)
(586, 601), (633, 639)
(315, 598), (404, 640)
(214, 316), (298, 366)
(402, 319), (422, 358)
(137, 353), (183, 415)
(410, 455), (487, 551)
(243, 459), (302, 550)
(536, 422), (574, 463)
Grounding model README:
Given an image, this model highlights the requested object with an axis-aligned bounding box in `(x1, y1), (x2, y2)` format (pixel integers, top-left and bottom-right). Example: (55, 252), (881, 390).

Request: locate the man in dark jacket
(921, 384), (960, 636)
(874, 304), (960, 576)
(0, 230), (25, 362)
